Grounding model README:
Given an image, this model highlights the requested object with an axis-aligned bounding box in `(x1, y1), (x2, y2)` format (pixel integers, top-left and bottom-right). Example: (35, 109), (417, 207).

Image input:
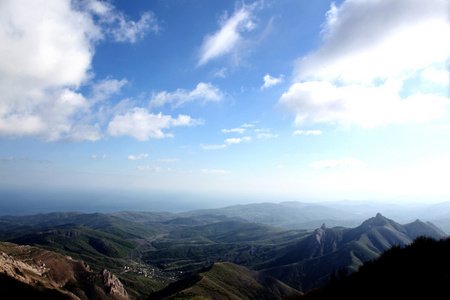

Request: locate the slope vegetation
(263, 213), (446, 292)
(147, 262), (301, 300)
(297, 236), (450, 299)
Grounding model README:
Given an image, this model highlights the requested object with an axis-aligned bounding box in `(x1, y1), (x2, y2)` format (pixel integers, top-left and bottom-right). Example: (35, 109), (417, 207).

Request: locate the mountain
(0, 207), (447, 298)
(181, 202), (360, 229)
(0, 242), (129, 300)
(0, 212), (158, 240)
(179, 200), (450, 233)
(296, 236), (450, 299)
(4, 224), (139, 259)
(147, 262), (301, 300)
(262, 213), (447, 292)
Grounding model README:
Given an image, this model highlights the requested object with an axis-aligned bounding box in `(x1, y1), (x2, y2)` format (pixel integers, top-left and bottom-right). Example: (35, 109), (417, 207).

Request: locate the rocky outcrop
(0, 242), (130, 300)
(101, 269), (129, 299)
(0, 249), (47, 285)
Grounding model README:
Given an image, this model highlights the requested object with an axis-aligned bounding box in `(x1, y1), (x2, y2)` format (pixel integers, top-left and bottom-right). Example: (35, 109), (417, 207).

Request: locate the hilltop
(147, 262), (301, 300)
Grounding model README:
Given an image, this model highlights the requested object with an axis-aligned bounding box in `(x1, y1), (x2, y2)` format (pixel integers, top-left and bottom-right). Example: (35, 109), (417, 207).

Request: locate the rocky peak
(361, 213), (390, 228)
(101, 269), (129, 299)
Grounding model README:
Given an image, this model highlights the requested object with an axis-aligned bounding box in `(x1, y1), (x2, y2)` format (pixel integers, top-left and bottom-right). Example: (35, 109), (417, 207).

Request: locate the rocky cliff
(0, 242), (129, 300)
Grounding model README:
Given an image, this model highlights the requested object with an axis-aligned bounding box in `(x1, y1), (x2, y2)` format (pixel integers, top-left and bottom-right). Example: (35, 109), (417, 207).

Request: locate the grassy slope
(148, 262), (301, 300)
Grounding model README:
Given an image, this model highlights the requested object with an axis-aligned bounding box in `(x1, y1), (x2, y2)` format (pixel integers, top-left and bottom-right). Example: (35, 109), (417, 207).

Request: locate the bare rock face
(0, 250), (47, 285)
(101, 269), (129, 299)
(0, 242), (130, 300)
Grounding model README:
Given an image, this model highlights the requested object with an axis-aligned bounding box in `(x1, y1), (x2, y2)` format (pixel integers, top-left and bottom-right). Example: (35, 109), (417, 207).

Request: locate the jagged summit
(360, 213), (394, 228)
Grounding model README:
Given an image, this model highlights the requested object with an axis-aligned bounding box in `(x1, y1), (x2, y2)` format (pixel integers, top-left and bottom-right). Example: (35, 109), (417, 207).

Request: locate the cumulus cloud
(107, 108), (203, 141)
(294, 0), (450, 83)
(149, 82), (225, 108)
(261, 74), (283, 89)
(309, 158), (368, 169)
(294, 130), (322, 135)
(0, 0), (159, 141)
(128, 153), (149, 160)
(280, 80), (448, 128)
(279, 0), (450, 128)
(198, 2), (259, 65)
(200, 169), (232, 174)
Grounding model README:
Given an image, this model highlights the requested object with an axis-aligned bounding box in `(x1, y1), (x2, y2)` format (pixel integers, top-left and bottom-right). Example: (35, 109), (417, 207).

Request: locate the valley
(0, 201), (448, 299)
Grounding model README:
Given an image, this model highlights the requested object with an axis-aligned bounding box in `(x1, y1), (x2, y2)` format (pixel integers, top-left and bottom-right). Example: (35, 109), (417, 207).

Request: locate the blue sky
(1, 0), (449, 212)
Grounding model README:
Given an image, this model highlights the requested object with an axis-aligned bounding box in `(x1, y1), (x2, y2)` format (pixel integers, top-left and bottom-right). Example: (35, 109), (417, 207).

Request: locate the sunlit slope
(147, 262), (301, 300)
(0, 242), (129, 300)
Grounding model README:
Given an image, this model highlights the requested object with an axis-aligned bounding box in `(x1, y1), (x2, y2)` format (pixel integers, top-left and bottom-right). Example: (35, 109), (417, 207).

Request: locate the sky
(0, 0), (450, 213)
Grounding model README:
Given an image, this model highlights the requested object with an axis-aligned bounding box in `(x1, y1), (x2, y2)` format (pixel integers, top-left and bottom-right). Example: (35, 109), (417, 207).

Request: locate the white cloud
(107, 108), (203, 141)
(128, 153), (149, 160)
(221, 128), (247, 134)
(81, 0), (159, 43)
(225, 136), (251, 144)
(201, 169), (232, 174)
(309, 158), (368, 169)
(421, 67), (450, 86)
(198, 2), (259, 65)
(257, 133), (278, 139)
(294, 130), (322, 135)
(90, 78), (128, 102)
(280, 80), (448, 128)
(294, 0), (450, 83)
(214, 67), (228, 78)
(280, 0), (450, 128)
(0, 0), (158, 141)
(91, 154), (109, 159)
(137, 165), (162, 172)
(261, 74), (283, 89)
(221, 123), (255, 134)
(201, 144), (227, 150)
(149, 82), (225, 108)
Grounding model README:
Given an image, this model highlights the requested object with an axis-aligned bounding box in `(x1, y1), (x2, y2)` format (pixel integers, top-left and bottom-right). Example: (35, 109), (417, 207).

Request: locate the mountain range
(0, 201), (448, 299)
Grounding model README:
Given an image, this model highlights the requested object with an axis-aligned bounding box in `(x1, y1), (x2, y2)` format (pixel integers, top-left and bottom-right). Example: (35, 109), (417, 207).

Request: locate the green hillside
(0, 209), (447, 298)
(262, 214), (446, 292)
(0, 212), (158, 239)
(147, 262), (301, 300)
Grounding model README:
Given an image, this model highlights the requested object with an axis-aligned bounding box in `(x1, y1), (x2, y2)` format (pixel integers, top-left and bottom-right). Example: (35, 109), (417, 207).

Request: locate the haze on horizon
(1, 0), (449, 215)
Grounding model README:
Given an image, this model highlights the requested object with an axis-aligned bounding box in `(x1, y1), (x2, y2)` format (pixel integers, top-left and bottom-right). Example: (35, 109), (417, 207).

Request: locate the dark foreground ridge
(295, 236), (450, 299)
